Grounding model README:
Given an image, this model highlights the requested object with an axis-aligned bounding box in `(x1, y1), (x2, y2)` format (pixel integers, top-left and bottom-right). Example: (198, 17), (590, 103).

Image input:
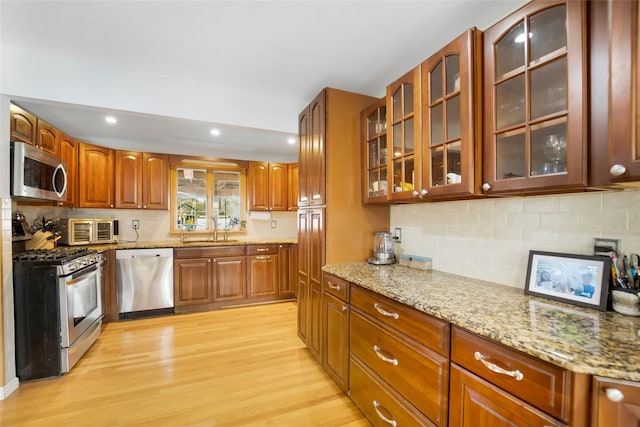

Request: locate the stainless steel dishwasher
(116, 248), (174, 317)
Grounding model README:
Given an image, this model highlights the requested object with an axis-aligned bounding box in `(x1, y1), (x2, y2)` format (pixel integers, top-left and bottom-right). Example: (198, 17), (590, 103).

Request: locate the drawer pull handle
(474, 351), (524, 381)
(327, 281), (341, 291)
(257, 248), (269, 252)
(342, 305), (347, 312)
(372, 400), (397, 427)
(605, 388), (625, 402)
(374, 303), (399, 320)
(373, 345), (398, 366)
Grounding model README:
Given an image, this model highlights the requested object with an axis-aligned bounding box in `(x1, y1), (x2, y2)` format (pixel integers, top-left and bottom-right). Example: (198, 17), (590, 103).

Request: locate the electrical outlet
(271, 220), (277, 229)
(393, 227), (402, 243)
(132, 219), (140, 229)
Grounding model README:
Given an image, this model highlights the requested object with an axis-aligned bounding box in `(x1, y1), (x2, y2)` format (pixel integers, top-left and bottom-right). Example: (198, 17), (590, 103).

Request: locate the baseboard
(0, 377), (19, 400)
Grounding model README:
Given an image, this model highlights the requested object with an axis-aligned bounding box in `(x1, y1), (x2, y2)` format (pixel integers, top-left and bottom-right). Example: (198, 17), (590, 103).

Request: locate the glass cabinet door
(483, 1), (586, 193)
(387, 66), (421, 201)
(362, 98), (388, 203)
(421, 28), (480, 198)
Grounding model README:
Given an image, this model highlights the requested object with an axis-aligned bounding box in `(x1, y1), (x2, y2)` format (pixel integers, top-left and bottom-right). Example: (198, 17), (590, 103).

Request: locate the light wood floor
(0, 302), (370, 426)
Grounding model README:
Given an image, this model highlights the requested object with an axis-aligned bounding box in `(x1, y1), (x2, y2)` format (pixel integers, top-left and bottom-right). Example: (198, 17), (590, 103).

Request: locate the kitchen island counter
(323, 262), (640, 382)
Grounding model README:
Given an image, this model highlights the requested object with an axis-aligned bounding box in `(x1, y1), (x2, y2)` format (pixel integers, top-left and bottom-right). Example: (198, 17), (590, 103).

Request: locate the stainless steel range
(13, 247), (103, 380)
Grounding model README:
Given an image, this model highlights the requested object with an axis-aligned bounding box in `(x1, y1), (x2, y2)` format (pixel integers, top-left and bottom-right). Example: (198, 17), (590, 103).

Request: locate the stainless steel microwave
(10, 141), (68, 202)
(59, 219), (119, 246)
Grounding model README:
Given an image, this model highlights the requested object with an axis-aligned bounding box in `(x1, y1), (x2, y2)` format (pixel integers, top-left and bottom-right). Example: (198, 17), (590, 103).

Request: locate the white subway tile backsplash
(392, 189), (640, 289)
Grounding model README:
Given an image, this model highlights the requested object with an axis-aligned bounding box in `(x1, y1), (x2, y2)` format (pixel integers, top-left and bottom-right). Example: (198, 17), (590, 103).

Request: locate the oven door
(59, 262), (102, 349)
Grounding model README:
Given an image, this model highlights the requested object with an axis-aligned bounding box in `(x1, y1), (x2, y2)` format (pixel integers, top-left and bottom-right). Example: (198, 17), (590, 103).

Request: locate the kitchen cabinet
(450, 326), (589, 426)
(594, 0), (640, 185)
(482, 0), (587, 194)
(592, 376), (640, 426)
(101, 249), (118, 323)
(278, 243), (295, 298)
(387, 66), (423, 202)
(362, 98), (389, 203)
(174, 258), (213, 307)
(420, 28), (482, 199)
(322, 273), (350, 392)
(115, 150), (169, 209)
(247, 161), (288, 211)
(297, 88), (390, 359)
(36, 119), (59, 156)
(78, 142), (115, 208)
(57, 133), (78, 208)
(10, 103), (36, 145)
(287, 163), (298, 211)
(246, 244), (278, 299)
(213, 256), (246, 302)
(350, 285), (450, 426)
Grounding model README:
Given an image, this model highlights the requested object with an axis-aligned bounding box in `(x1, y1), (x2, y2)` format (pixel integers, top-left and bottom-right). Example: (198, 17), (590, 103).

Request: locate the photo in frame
(524, 250), (611, 311)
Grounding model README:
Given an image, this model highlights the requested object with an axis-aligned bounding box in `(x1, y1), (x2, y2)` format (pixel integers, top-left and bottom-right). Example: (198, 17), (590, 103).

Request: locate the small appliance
(58, 218), (119, 245)
(368, 231), (396, 265)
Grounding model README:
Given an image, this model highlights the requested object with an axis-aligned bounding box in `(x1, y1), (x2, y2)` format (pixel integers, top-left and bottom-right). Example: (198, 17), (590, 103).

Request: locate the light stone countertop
(323, 262), (640, 382)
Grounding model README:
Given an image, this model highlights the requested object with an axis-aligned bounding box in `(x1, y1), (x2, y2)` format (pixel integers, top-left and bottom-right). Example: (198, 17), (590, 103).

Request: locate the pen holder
(611, 289), (640, 316)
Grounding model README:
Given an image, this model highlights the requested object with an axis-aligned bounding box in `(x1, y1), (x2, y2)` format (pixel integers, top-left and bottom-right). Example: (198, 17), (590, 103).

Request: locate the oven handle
(66, 263), (99, 283)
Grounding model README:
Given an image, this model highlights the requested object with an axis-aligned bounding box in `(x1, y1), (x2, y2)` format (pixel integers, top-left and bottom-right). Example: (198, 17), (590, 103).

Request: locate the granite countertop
(89, 238), (297, 251)
(323, 262), (640, 382)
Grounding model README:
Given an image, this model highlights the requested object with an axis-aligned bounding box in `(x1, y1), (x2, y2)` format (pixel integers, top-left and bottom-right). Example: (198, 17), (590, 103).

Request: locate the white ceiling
(1, 0), (526, 163)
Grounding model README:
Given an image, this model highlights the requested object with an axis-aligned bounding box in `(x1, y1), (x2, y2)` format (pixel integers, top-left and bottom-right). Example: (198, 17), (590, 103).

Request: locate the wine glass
(543, 134), (566, 173)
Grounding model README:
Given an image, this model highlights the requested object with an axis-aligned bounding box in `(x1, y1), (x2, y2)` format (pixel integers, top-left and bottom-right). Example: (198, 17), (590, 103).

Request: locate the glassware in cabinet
(362, 98), (388, 203)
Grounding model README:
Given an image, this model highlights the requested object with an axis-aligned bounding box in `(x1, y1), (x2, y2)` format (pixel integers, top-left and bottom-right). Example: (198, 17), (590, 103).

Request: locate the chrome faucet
(211, 216), (218, 241)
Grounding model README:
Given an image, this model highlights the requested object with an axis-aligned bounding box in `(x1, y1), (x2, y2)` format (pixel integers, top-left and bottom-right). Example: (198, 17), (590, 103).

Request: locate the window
(171, 164), (246, 233)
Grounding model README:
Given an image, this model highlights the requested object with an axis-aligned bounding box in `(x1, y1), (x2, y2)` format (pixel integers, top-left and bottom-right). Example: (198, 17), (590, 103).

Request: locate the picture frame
(525, 250), (611, 311)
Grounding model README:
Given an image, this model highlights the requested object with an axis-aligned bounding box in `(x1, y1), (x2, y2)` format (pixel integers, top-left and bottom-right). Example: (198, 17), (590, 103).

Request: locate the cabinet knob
(342, 305), (347, 312)
(605, 388), (625, 402)
(412, 190), (419, 198)
(482, 183), (491, 191)
(420, 189), (428, 198)
(137, 205), (141, 208)
(610, 164), (627, 177)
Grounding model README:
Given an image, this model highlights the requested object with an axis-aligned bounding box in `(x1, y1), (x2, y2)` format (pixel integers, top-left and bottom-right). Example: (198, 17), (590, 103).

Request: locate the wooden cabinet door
(592, 376), (640, 427)
(278, 244), (294, 297)
(213, 256), (246, 302)
(36, 119), (59, 155)
(362, 98), (389, 203)
(269, 162), (288, 211)
(606, 0), (640, 183)
(10, 103), (36, 145)
(323, 292), (349, 392)
(289, 243), (298, 297)
(298, 108), (310, 207)
(307, 90), (326, 206)
(287, 163), (298, 211)
(308, 281), (323, 362)
(297, 272), (310, 343)
(449, 364), (566, 427)
(248, 161), (269, 210)
(247, 254), (278, 298)
(142, 153), (168, 209)
(57, 133), (77, 208)
(174, 258), (212, 306)
(78, 142), (115, 208)
(115, 151), (142, 209)
(101, 249), (118, 323)
(309, 208), (325, 292)
(387, 66), (422, 202)
(482, 1), (587, 194)
(421, 28), (481, 199)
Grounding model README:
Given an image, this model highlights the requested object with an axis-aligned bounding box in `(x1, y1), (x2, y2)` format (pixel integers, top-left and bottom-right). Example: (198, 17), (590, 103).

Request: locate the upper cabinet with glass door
(362, 98), (388, 203)
(421, 28), (481, 199)
(387, 66), (422, 201)
(482, 1), (587, 194)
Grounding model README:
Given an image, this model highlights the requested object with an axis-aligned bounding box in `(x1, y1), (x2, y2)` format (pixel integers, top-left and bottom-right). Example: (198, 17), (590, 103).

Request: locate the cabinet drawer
(350, 355), (436, 427)
(449, 364), (566, 427)
(246, 244), (278, 255)
(322, 272), (349, 301)
(175, 246), (246, 259)
(351, 310), (448, 426)
(451, 326), (570, 421)
(350, 285), (450, 356)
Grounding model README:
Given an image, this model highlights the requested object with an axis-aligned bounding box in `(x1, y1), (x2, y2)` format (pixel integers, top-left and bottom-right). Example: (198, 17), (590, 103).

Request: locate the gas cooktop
(13, 247), (96, 263)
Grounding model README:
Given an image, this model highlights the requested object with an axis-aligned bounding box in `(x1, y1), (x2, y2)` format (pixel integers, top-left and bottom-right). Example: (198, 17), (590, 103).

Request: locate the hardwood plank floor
(0, 302), (370, 426)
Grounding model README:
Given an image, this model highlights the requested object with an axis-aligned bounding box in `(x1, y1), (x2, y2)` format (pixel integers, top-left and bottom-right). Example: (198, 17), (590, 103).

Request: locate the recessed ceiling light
(287, 138), (296, 145)
(105, 116), (117, 124)
(210, 129), (221, 136)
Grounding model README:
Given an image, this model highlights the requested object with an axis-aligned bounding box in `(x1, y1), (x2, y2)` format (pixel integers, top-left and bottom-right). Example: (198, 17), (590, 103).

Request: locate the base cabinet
(449, 364), (565, 427)
(174, 258), (212, 307)
(213, 256), (246, 302)
(322, 273), (350, 392)
(592, 376), (640, 426)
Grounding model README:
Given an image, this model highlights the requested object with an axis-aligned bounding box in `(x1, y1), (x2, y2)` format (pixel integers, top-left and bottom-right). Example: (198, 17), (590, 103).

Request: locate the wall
(12, 205), (297, 244)
(391, 189), (640, 288)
